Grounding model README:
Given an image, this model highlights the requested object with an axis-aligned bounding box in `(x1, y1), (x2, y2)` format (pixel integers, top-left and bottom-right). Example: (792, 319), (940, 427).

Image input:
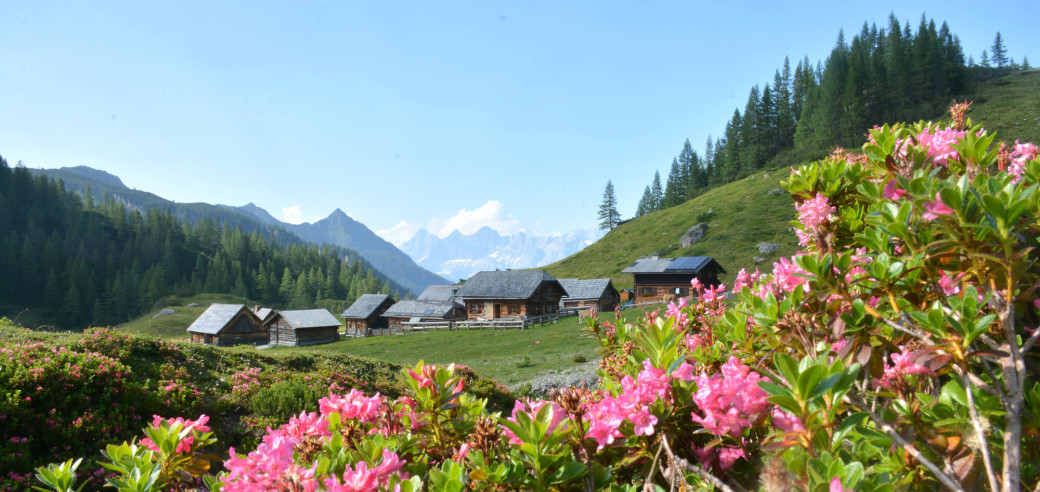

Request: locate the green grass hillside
(116, 293), (254, 341)
(546, 170), (799, 289)
(966, 70), (1040, 145)
(545, 71), (1040, 289)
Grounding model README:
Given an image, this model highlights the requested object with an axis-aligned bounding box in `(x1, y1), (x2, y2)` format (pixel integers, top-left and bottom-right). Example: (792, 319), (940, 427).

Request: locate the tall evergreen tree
(981, 50), (991, 68)
(635, 186), (652, 217)
(991, 32), (1008, 68)
(650, 171), (663, 212)
(662, 158), (683, 208)
(597, 180), (620, 231)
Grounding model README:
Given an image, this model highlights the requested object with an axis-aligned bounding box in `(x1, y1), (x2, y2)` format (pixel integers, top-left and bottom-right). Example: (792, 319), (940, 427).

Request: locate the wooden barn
(558, 278), (620, 311)
(622, 255), (726, 304)
(455, 270), (565, 321)
(341, 294), (394, 337)
(266, 309), (342, 347)
(187, 304), (268, 346)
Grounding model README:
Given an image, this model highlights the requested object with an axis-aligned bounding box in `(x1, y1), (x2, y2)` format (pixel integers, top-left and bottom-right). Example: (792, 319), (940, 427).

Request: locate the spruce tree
(662, 158), (683, 208)
(1023, 56), (1031, 70)
(991, 32), (1008, 68)
(981, 50), (991, 68)
(635, 186), (652, 217)
(650, 171), (663, 211)
(597, 180), (620, 231)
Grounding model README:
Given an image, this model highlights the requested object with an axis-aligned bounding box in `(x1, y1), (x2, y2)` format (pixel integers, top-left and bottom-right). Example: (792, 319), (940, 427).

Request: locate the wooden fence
(344, 311), (575, 336)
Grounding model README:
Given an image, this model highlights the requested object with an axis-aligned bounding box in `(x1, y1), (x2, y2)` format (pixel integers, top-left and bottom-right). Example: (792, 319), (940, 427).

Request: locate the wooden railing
(343, 310), (579, 337)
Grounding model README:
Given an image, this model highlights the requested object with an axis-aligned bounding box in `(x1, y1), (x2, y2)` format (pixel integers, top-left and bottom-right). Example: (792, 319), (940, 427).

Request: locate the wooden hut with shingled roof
(187, 304), (268, 346)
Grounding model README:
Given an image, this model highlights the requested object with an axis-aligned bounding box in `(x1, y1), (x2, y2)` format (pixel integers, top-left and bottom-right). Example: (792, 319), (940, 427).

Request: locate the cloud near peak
(376, 200), (523, 246)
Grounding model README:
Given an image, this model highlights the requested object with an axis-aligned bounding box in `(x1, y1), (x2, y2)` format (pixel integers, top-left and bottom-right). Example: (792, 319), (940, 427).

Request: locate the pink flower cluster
(914, 127), (966, 167)
(686, 357), (769, 438)
(1009, 139), (1039, 182)
(222, 391), (406, 492)
(733, 268), (761, 292)
(140, 414), (210, 454)
(666, 297), (689, 330)
(502, 399), (570, 445)
(323, 450), (406, 491)
(583, 360), (676, 450)
(224, 433), (318, 492)
(753, 256), (811, 301)
(873, 346), (934, 390)
(319, 389), (384, 424)
(795, 194), (837, 247)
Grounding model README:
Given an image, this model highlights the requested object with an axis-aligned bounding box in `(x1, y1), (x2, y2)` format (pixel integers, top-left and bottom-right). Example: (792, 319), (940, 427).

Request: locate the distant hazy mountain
(28, 166), (449, 295)
(400, 226), (603, 281)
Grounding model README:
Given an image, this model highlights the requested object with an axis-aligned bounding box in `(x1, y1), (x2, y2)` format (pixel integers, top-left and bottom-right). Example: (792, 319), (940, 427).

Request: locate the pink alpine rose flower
(922, 193), (954, 220)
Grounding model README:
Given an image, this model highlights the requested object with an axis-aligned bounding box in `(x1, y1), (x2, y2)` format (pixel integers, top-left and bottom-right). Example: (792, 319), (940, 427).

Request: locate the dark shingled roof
(277, 309), (341, 329)
(341, 294), (392, 318)
(383, 300), (455, 318)
(622, 256), (726, 274)
(416, 285), (459, 302)
(559, 278), (615, 300)
(187, 304), (251, 335)
(455, 270), (561, 299)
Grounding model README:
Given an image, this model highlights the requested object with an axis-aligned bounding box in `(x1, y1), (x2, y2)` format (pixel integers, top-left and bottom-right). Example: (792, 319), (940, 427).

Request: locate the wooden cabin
(266, 309), (341, 347)
(383, 299), (467, 329)
(558, 278), (620, 311)
(381, 285), (466, 329)
(341, 294), (394, 337)
(187, 304), (268, 346)
(455, 270), (565, 321)
(622, 255), (726, 304)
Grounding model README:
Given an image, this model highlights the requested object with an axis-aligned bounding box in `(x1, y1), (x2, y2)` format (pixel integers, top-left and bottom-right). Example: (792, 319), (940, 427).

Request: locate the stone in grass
(756, 242), (780, 255)
(680, 223), (709, 248)
(754, 257), (766, 263)
(767, 188), (786, 196)
(153, 308), (175, 319)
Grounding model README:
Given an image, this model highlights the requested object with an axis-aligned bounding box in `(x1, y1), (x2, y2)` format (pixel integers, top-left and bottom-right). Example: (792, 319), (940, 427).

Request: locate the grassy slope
(115, 293), (255, 341)
(545, 170), (799, 289)
(544, 70), (1040, 289)
(965, 70), (1040, 144)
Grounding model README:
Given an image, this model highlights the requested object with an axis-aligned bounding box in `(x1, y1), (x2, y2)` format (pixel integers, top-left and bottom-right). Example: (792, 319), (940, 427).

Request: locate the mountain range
(400, 226), (602, 281)
(27, 166), (450, 295)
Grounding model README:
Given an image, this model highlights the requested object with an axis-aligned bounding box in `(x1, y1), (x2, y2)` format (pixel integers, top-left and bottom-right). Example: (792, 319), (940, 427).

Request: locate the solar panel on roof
(665, 257), (710, 272)
(423, 308), (435, 315)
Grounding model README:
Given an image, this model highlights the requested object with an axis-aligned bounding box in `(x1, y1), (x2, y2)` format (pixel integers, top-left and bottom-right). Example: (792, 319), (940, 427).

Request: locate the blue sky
(2, 1), (1037, 245)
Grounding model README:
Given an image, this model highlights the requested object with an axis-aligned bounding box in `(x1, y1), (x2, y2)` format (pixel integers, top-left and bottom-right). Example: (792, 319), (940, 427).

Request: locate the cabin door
(494, 304), (501, 319)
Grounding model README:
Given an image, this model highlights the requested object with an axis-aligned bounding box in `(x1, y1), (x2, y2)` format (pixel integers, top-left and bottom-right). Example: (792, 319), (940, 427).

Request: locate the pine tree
(635, 186), (652, 217)
(650, 171), (663, 212)
(981, 50), (991, 68)
(597, 180), (620, 231)
(662, 158), (683, 208)
(991, 32), (1008, 68)
(1023, 56), (1031, 70)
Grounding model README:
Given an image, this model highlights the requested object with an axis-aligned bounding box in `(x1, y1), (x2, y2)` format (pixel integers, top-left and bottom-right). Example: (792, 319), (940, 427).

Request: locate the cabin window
(640, 287), (655, 296)
(509, 305), (519, 314)
(469, 303), (482, 314)
(674, 287), (688, 296)
(545, 304), (555, 313)
(531, 305), (541, 315)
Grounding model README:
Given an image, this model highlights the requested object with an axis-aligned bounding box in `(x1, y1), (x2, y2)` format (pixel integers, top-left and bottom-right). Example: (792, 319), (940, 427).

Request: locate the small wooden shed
(341, 294), (395, 336)
(187, 304), (267, 346)
(266, 309), (341, 347)
(558, 278), (620, 312)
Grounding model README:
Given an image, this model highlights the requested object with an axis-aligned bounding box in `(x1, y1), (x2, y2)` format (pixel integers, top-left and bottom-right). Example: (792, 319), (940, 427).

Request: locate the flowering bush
(33, 107), (1040, 490)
